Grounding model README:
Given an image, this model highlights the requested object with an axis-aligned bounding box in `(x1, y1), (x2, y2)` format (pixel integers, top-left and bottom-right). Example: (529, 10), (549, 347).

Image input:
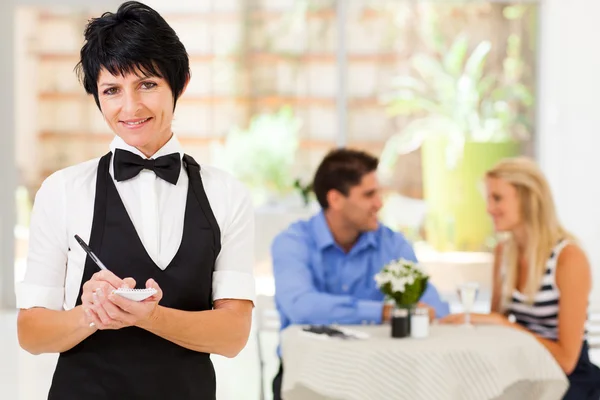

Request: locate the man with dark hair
(271, 148), (449, 400)
(16, 2), (255, 399)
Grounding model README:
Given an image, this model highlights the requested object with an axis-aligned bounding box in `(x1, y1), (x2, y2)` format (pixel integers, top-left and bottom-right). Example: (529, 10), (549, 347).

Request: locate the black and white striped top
(507, 240), (570, 340)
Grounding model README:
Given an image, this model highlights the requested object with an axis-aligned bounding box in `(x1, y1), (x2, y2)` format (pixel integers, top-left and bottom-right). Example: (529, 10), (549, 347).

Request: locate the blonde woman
(440, 157), (600, 399)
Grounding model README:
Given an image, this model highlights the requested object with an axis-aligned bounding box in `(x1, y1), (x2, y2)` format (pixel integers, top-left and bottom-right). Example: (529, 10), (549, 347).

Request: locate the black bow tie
(113, 149), (181, 185)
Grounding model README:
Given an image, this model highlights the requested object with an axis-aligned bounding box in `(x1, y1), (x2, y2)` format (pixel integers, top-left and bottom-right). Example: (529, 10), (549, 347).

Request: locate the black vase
(391, 307), (410, 338)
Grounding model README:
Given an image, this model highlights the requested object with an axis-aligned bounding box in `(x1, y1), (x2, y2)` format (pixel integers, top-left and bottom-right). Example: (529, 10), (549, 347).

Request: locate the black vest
(48, 152), (221, 399)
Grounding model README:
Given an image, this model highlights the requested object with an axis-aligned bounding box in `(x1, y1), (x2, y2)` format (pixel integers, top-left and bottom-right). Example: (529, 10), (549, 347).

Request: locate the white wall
(536, 0), (600, 307)
(0, 0), (16, 309)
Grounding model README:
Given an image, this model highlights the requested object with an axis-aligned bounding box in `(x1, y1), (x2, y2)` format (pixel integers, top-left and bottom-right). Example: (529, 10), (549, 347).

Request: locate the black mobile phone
(303, 325), (346, 338)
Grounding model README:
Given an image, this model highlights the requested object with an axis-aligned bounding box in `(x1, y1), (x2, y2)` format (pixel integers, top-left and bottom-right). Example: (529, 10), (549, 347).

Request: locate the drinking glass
(457, 282), (479, 326)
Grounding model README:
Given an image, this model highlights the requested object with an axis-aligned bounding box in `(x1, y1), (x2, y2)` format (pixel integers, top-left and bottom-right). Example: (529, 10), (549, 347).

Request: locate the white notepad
(112, 288), (157, 301)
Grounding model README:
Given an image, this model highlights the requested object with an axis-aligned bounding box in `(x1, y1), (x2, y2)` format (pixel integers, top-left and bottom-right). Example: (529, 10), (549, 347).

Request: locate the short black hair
(76, 1), (190, 111)
(312, 148), (379, 209)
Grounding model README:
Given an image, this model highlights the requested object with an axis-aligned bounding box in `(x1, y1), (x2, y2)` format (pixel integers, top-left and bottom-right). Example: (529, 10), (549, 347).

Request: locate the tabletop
(281, 324), (568, 400)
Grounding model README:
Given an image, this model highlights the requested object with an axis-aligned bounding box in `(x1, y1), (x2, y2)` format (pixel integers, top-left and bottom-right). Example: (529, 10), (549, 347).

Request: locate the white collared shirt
(16, 135), (255, 310)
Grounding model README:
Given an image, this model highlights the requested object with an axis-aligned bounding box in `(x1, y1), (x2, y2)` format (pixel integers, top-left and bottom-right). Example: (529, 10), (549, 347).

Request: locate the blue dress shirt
(272, 211), (450, 333)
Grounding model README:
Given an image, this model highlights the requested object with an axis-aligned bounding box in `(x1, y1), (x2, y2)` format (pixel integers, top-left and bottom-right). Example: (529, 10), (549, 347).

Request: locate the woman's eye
(141, 82), (157, 89)
(103, 87), (118, 95)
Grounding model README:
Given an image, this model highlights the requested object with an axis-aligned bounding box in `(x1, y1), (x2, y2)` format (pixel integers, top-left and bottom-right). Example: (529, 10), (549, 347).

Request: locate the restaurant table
(281, 324), (568, 400)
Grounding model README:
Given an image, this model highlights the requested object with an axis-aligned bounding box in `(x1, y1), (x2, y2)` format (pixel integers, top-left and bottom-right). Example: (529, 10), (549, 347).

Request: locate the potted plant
(380, 34), (533, 251)
(375, 258), (429, 338)
(210, 106), (302, 206)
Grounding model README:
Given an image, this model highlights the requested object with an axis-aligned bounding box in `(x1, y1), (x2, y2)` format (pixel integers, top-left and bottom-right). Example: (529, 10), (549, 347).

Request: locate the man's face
(334, 171), (383, 232)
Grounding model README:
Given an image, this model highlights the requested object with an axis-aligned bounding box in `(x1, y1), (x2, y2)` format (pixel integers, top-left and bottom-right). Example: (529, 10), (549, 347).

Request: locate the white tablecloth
(281, 324), (568, 400)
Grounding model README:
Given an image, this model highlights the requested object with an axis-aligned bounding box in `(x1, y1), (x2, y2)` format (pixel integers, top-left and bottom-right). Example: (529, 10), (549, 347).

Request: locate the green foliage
(375, 259), (429, 307)
(211, 106), (302, 203)
(381, 33), (533, 169)
(293, 178), (313, 206)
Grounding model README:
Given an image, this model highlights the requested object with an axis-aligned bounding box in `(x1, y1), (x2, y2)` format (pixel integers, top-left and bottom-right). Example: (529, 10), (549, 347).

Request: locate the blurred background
(1, 0), (599, 399)
(10, 0), (542, 292)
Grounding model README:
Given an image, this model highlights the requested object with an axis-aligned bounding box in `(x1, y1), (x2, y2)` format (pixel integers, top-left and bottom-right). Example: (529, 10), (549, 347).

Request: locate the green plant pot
(421, 136), (521, 251)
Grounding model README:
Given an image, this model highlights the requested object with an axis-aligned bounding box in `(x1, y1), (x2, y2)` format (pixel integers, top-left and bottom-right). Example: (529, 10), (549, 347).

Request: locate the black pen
(74, 235), (109, 272)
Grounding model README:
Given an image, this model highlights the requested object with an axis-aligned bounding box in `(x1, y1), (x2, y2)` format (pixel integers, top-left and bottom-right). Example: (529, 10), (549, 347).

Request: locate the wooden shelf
(38, 131), (382, 151)
(38, 92), (89, 101)
(249, 52), (403, 63)
(36, 51), (403, 64)
(303, 139), (383, 152)
(35, 53), (235, 63)
(37, 8), (386, 23)
(32, 7), (390, 192)
(37, 11), (244, 23)
(39, 131), (113, 141)
(38, 92), (382, 108)
(39, 131), (224, 145)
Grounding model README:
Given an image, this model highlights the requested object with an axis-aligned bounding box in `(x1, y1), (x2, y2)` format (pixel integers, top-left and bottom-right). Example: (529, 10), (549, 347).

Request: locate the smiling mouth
(121, 117), (152, 126)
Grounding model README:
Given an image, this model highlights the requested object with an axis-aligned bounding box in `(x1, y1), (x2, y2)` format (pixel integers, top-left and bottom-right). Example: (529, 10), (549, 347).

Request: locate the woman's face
(485, 176), (522, 232)
(97, 68), (183, 157)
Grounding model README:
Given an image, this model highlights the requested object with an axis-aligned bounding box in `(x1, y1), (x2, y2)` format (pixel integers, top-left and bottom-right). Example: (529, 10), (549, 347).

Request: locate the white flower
(377, 258), (428, 295)
(374, 273), (388, 288)
(391, 277), (406, 293)
(389, 263), (402, 275)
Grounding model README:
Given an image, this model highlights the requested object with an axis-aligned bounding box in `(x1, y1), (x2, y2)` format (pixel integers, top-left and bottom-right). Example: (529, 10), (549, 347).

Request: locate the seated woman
(440, 157), (600, 399)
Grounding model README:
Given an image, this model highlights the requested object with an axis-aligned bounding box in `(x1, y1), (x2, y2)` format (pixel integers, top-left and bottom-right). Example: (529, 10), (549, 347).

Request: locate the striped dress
(507, 240), (600, 399)
(507, 240), (570, 340)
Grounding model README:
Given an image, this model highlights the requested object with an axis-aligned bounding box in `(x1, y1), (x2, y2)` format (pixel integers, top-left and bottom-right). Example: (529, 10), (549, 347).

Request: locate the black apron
(48, 152), (221, 399)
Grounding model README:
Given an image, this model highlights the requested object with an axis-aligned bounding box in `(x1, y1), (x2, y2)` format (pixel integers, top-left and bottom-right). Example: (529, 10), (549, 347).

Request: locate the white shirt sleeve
(15, 172), (69, 310)
(211, 177), (256, 303)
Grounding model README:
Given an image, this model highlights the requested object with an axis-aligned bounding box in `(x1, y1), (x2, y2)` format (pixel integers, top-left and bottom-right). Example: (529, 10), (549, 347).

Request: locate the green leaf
(384, 95), (441, 116)
(389, 76), (428, 92)
(503, 5), (527, 20)
(411, 54), (455, 104)
(464, 41), (491, 83)
(443, 36), (468, 78)
(477, 75), (497, 98)
(211, 107), (301, 201)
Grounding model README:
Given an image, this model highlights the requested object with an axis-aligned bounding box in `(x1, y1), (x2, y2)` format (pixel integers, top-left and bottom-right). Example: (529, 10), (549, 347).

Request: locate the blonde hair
(486, 157), (573, 306)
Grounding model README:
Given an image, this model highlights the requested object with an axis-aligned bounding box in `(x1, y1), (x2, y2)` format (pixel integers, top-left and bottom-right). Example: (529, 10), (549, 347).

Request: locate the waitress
(15, 2), (255, 399)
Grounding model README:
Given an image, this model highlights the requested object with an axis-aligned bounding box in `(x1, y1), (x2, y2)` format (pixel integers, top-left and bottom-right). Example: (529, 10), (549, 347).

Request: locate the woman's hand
(106, 279), (164, 327)
(439, 312), (509, 326)
(81, 270), (131, 330)
(82, 274), (163, 330)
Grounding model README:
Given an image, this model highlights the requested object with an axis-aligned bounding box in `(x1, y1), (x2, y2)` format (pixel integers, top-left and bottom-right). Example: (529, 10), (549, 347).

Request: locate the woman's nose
(122, 91), (141, 115)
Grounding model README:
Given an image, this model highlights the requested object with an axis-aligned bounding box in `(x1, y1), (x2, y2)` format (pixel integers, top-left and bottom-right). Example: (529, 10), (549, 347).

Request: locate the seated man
(271, 148), (449, 400)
